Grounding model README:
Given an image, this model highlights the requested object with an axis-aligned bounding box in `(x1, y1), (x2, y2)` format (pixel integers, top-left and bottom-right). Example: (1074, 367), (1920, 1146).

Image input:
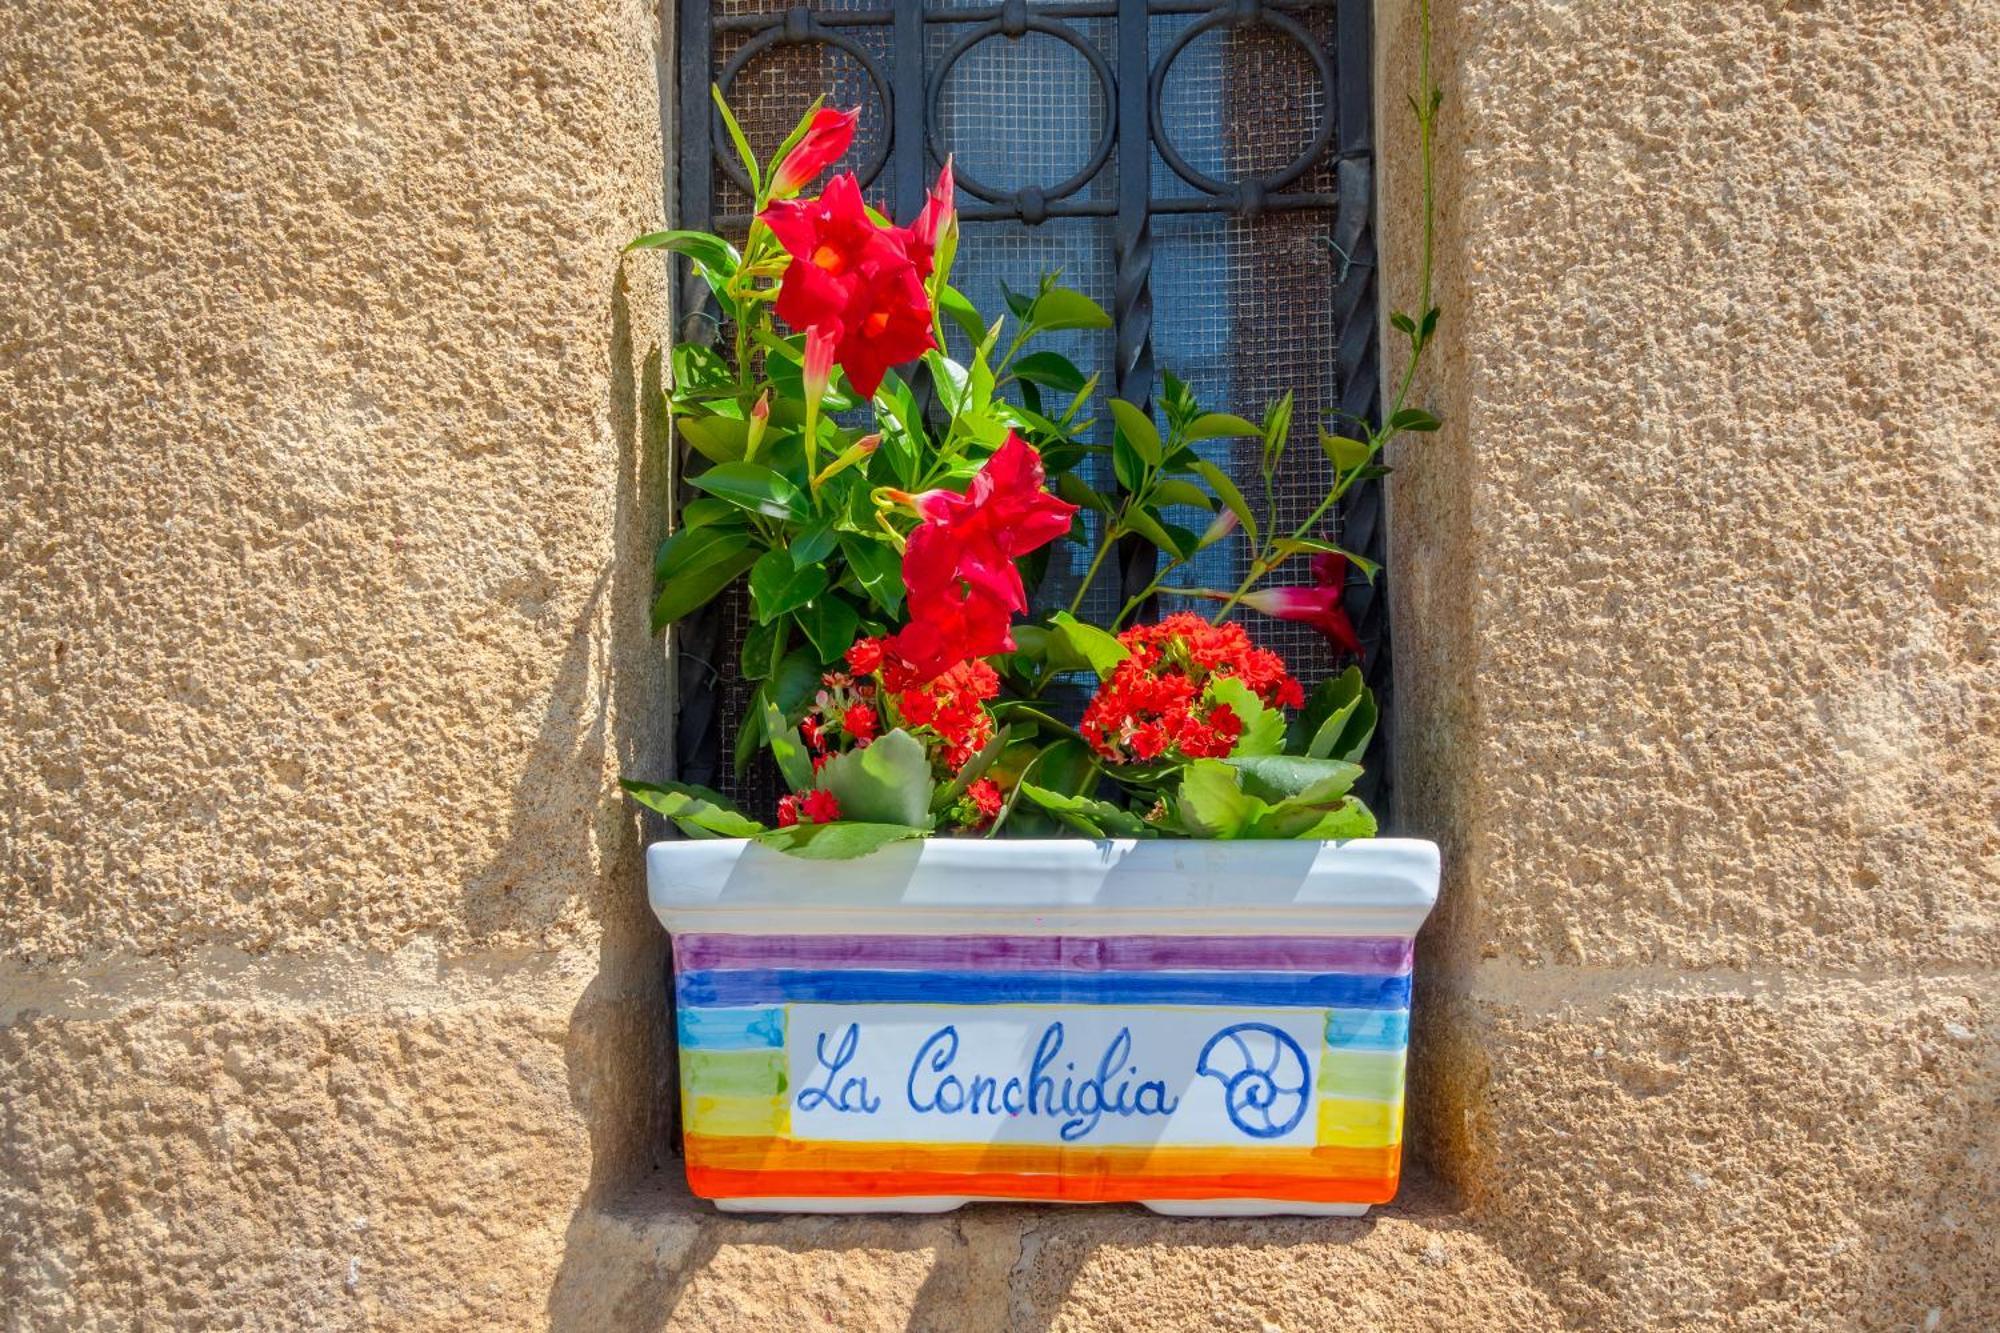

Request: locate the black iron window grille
(671, 0), (1392, 815)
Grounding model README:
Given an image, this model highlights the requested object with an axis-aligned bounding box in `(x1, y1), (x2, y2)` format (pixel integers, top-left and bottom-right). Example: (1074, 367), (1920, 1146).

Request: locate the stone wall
(1, 0), (676, 1323)
(1379, 0), (1999, 1324)
(2, 1), (1994, 1329)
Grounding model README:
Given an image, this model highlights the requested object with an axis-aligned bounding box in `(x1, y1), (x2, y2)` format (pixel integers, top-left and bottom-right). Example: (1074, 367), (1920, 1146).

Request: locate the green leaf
(1174, 760), (1261, 838)
(623, 228), (740, 269)
(797, 594), (861, 664)
(1328, 689), (1377, 763)
(739, 617), (788, 682)
(1123, 506), (1190, 560)
(676, 414), (750, 465)
(1389, 311), (1416, 336)
(1150, 478), (1214, 512)
(754, 821), (927, 860)
(711, 84), (761, 194)
(1029, 286), (1112, 331)
(789, 515), (839, 569)
(1056, 473), (1112, 514)
(1111, 431), (1145, 494)
(933, 727), (1013, 814)
(1046, 610), (1131, 680)
(762, 695), (814, 792)
(937, 285), (987, 346)
(990, 702), (1087, 745)
(624, 229), (741, 316)
(678, 497), (739, 530)
(1011, 350), (1089, 393)
(749, 548), (828, 624)
(1222, 756), (1363, 806)
(651, 544), (758, 633)
(1209, 676), (1286, 757)
(816, 728), (935, 827)
(1320, 432), (1375, 471)
(620, 779), (766, 839)
(771, 646), (823, 714)
(1109, 399), (1162, 466)
(1273, 536), (1380, 582)
(1280, 798), (1378, 840)
(1191, 461), (1258, 547)
(839, 533), (905, 617)
(655, 524), (749, 586)
(690, 462), (806, 520)
(733, 684), (769, 776)
(1184, 412), (1261, 442)
(1015, 783), (1154, 838)
(1388, 407), (1442, 433)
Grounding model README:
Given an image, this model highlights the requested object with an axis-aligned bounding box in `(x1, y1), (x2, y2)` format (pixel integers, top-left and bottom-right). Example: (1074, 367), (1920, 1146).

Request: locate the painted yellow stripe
(1317, 1048), (1407, 1101)
(684, 1093), (788, 1138)
(1317, 1095), (1403, 1147)
(682, 1048), (787, 1098)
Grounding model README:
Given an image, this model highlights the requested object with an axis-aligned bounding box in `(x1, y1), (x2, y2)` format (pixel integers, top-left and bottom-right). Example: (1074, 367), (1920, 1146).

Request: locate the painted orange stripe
(688, 1163), (1401, 1204)
(683, 1134), (1401, 1204)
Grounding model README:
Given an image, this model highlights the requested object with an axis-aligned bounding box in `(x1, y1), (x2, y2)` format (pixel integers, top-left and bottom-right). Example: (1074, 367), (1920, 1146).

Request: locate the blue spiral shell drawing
(1195, 1022), (1312, 1139)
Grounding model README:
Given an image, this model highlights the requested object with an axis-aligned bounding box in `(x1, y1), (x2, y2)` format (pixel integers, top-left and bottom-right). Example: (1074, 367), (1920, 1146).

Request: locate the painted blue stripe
(1326, 1008), (1411, 1051)
(676, 1005), (785, 1050)
(676, 968), (1410, 1010)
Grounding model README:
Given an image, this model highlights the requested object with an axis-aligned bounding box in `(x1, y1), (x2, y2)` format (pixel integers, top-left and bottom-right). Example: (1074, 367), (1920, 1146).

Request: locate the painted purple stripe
(673, 933), (1412, 975)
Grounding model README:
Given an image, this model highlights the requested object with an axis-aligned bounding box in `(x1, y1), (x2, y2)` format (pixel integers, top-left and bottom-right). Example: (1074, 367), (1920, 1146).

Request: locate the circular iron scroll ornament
(926, 12), (1117, 224)
(1149, 1), (1338, 210)
(713, 15), (893, 198)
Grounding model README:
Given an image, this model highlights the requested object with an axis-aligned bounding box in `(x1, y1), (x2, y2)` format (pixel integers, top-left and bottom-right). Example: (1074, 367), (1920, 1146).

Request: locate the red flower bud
(769, 106), (859, 198)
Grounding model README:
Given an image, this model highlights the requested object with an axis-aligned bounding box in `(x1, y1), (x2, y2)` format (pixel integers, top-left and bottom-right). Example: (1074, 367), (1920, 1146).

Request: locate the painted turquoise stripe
(677, 1006), (785, 1050)
(677, 968), (1410, 1010)
(1326, 1008), (1411, 1051)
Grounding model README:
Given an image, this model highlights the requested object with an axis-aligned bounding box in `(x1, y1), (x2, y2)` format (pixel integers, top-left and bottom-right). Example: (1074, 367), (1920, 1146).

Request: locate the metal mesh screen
(675, 0), (1388, 815)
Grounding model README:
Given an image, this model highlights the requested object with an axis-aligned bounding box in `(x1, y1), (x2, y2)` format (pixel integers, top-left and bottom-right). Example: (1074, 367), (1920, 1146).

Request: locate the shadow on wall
(474, 264), (674, 1288)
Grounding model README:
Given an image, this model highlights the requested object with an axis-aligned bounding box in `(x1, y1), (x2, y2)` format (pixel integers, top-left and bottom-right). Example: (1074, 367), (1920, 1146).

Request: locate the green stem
(1066, 515), (1123, 618)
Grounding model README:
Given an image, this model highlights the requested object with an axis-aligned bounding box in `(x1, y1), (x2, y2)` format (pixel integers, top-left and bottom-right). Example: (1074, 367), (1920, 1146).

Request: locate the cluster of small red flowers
(846, 639), (999, 772)
(775, 788), (841, 827)
(799, 670), (882, 773)
(1080, 613), (1304, 763)
(950, 777), (1005, 831)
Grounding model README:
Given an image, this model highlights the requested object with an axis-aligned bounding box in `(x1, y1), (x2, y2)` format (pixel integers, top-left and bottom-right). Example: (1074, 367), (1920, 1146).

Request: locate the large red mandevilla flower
(1080, 614), (1305, 763)
(860, 433), (1077, 687)
(758, 169), (949, 398)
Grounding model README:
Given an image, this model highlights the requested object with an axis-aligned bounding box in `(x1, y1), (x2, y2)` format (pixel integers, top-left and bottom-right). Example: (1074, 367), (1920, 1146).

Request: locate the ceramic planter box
(648, 838), (1439, 1216)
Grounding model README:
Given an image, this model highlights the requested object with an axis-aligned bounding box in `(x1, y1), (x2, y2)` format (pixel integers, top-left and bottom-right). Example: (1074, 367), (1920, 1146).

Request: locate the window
(671, 0), (1390, 813)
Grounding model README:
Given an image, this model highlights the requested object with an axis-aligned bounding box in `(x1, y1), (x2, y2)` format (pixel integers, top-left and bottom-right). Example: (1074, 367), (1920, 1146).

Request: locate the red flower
(760, 173), (935, 398)
(904, 159), (955, 280)
(889, 658), (1000, 771)
(1238, 553), (1362, 657)
(968, 777), (1003, 819)
(953, 775), (1005, 831)
(802, 789), (842, 824)
(842, 702), (878, 743)
(775, 794), (801, 827)
(846, 637), (885, 676)
(1080, 614), (1303, 763)
(873, 435), (1078, 686)
(769, 106), (859, 198)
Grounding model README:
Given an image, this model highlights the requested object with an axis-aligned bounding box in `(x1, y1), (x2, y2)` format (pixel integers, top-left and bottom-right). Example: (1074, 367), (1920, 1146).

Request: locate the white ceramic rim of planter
(648, 837), (1439, 936)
